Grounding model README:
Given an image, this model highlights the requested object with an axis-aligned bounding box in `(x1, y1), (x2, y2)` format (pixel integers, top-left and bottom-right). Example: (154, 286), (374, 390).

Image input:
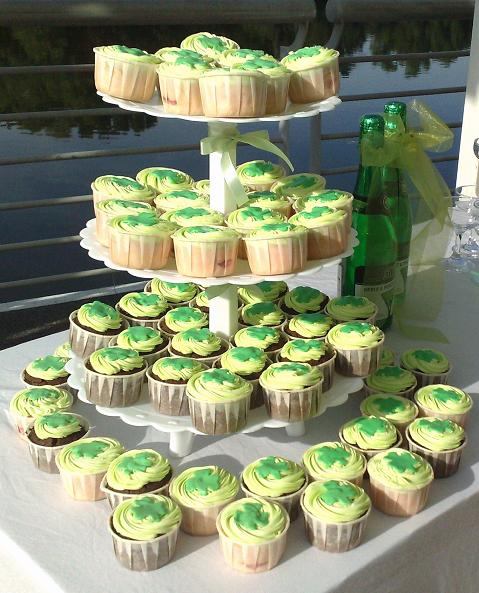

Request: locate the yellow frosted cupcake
(181, 32), (239, 60)
(218, 48), (276, 67)
(91, 175), (155, 206)
(246, 191), (292, 218)
(160, 206), (224, 227)
(155, 47), (207, 63)
(289, 206), (349, 259)
(154, 188), (209, 213)
(236, 160), (285, 192)
(294, 189), (353, 226)
(136, 166), (194, 194)
(271, 173), (326, 199)
(226, 206), (286, 259)
(95, 199), (154, 246)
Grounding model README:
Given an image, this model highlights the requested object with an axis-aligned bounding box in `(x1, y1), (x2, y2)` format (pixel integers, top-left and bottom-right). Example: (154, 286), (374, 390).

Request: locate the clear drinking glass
(444, 185), (479, 270)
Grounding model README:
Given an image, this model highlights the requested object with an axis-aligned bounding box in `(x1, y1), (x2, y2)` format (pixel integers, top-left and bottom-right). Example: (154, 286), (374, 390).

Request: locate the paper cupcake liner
(57, 467), (107, 501)
(109, 229), (172, 270)
(369, 475), (432, 516)
(265, 74), (291, 115)
(109, 522), (179, 571)
(174, 501), (233, 536)
(216, 516), (290, 573)
(414, 401), (470, 428)
(8, 411), (34, 440)
(402, 366), (451, 389)
(328, 338), (384, 378)
(167, 339), (229, 368)
(26, 415), (90, 473)
(69, 312), (128, 359)
(94, 50), (157, 103)
(199, 73), (267, 118)
(244, 234), (308, 276)
(339, 429), (403, 462)
(157, 73), (203, 116)
(288, 58), (340, 104)
(100, 474), (171, 510)
(109, 336), (169, 369)
(306, 218), (349, 260)
(95, 207), (114, 246)
(146, 371), (190, 416)
(240, 476), (308, 521)
(261, 381), (323, 422)
(303, 467), (365, 487)
(84, 364), (146, 407)
(173, 236), (239, 278)
(301, 500), (370, 552)
(405, 429), (466, 478)
(363, 382), (417, 400)
(187, 393), (250, 435)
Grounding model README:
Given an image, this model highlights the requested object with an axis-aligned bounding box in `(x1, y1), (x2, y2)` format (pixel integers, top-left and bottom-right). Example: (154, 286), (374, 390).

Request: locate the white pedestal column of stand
(169, 430), (196, 458)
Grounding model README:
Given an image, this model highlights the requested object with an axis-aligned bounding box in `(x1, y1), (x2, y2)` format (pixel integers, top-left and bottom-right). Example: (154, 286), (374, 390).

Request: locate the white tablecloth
(1, 267), (478, 593)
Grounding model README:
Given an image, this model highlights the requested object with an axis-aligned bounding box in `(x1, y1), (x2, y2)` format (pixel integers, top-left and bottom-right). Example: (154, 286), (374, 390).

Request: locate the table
(1, 266), (478, 593)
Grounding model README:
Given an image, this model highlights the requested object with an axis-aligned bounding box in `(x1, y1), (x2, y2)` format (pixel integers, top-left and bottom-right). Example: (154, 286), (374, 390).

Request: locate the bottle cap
(359, 114), (385, 134)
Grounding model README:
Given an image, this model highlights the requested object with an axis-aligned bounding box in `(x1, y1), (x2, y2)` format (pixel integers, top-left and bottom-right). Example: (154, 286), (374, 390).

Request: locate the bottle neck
(354, 162), (384, 204)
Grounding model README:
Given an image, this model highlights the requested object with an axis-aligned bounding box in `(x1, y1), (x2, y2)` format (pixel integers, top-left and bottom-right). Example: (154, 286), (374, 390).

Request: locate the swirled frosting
(341, 416), (398, 450)
(238, 281), (288, 304)
(186, 368), (252, 403)
(169, 465), (239, 508)
(287, 312), (335, 338)
(161, 206), (224, 227)
(241, 302), (284, 327)
(271, 173), (326, 198)
(112, 494), (181, 540)
(10, 387), (73, 418)
(218, 48), (274, 67)
(88, 347), (144, 375)
(92, 175), (155, 202)
(148, 279), (198, 303)
(234, 326), (282, 350)
(155, 47), (207, 62)
(151, 357), (207, 382)
(154, 189), (209, 212)
(106, 449), (171, 491)
(193, 290), (209, 309)
(280, 339), (329, 363)
(260, 362), (321, 390)
(325, 296), (377, 322)
(294, 190), (353, 212)
(25, 355), (69, 381)
(118, 292), (168, 318)
(236, 161), (284, 187)
(157, 56), (212, 78)
(380, 348), (396, 367)
(233, 58), (289, 77)
(302, 442), (366, 482)
(367, 448), (434, 490)
(94, 45), (160, 64)
(365, 365), (417, 393)
(163, 306), (208, 333)
(56, 437), (124, 474)
(32, 412), (84, 441)
(415, 384), (472, 414)
(283, 286), (328, 314)
(281, 46), (339, 71)
(290, 206), (346, 228)
(400, 349), (450, 374)
(246, 191), (291, 212)
(95, 199), (153, 217)
(173, 225), (239, 242)
(171, 328), (223, 357)
(302, 479), (370, 523)
(246, 222), (306, 239)
(361, 394), (417, 424)
(108, 212), (177, 236)
(243, 456), (305, 497)
(226, 206), (285, 230)
(220, 346), (268, 376)
(181, 32), (239, 59)
(408, 417), (464, 451)
(54, 342), (72, 359)
(327, 322), (384, 349)
(76, 301), (122, 333)
(137, 167), (194, 193)
(116, 326), (164, 353)
(218, 498), (288, 544)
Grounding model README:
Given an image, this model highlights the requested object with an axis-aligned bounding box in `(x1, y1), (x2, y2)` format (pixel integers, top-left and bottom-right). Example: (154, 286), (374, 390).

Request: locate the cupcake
(325, 295), (377, 324)
(54, 342), (72, 359)
(294, 189), (353, 226)
(93, 45), (161, 102)
(157, 56), (213, 116)
(271, 173), (326, 199)
(216, 498), (290, 573)
(234, 325), (287, 356)
(300, 479), (371, 552)
(101, 449), (173, 508)
(113, 326), (169, 367)
(9, 387), (73, 439)
(226, 206), (286, 259)
(406, 417), (466, 478)
(159, 306), (208, 336)
(109, 494), (181, 571)
(281, 46), (340, 103)
(246, 191), (292, 218)
(232, 59), (291, 115)
(169, 328), (228, 365)
(367, 448), (434, 516)
(339, 416), (401, 460)
(172, 225), (240, 278)
(284, 312), (335, 341)
(181, 32), (239, 60)
(380, 348), (396, 367)
(84, 347), (146, 407)
(277, 338), (336, 391)
(302, 442), (367, 486)
(69, 300), (127, 359)
(186, 368), (252, 435)
(91, 175), (155, 206)
(56, 437), (124, 501)
(155, 47), (207, 62)
(194, 179), (210, 194)
(289, 206), (348, 259)
(154, 189), (209, 213)
(147, 356), (207, 416)
(364, 365), (417, 399)
(169, 465), (239, 535)
(218, 48), (275, 67)
(136, 166), (194, 194)
(146, 279), (198, 305)
(21, 355), (71, 393)
(218, 346), (270, 409)
(326, 321), (384, 377)
(236, 160), (285, 192)
(189, 289), (210, 313)
(260, 362), (323, 422)
(199, 68), (268, 118)
(244, 223), (308, 275)
(241, 456), (307, 520)
(116, 291), (169, 328)
(160, 206), (224, 227)
(95, 198), (153, 246)
(280, 286), (329, 317)
(240, 301), (285, 329)
(360, 394), (418, 439)
(26, 412), (90, 473)
(414, 384), (473, 427)
(400, 348), (451, 387)
(108, 213), (177, 270)
(238, 280), (288, 305)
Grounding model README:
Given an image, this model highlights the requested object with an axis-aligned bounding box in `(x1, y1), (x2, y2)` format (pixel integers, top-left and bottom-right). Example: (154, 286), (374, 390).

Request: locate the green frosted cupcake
(161, 206), (224, 227)
(181, 32), (239, 60)
(414, 384), (472, 427)
(277, 338), (335, 391)
(155, 47), (208, 63)
(169, 465), (239, 535)
(88, 347), (144, 375)
(400, 348), (451, 387)
(218, 48), (275, 67)
(302, 442), (366, 485)
(169, 328), (227, 362)
(361, 394), (418, 437)
(236, 160), (285, 192)
(115, 326), (168, 363)
(137, 167), (194, 194)
(294, 190), (353, 222)
(22, 355), (70, 389)
(226, 206), (286, 259)
(95, 198), (154, 245)
(149, 356), (206, 385)
(289, 206), (348, 260)
(241, 302), (285, 328)
(238, 281), (288, 305)
(364, 365), (417, 399)
(280, 286), (329, 316)
(194, 179), (210, 194)
(285, 312), (335, 340)
(246, 191), (292, 217)
(219, 346), (268, 379)
(54, 342), (72, 359)
(340, 416), (400, 457)
(289, 205), (345, 228)
(188, 289), (240, 313)
(271, 173), (326, 199)
(91, 175), (155, 205)
(146, 279), (198, 304)
(116, 291), (169, 327)
(325, 296), (377, 323)
(234, 325), (287, 354)
(159, 306), (208, 335)
(154, 188), (209, 213)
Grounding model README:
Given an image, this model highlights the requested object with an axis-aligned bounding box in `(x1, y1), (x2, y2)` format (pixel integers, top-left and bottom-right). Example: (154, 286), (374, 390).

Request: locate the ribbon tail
(220, 150), (248, 207)
(239, 132), (294, 172)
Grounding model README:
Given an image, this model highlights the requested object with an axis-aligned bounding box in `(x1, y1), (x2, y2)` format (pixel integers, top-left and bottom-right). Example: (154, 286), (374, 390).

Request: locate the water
(0, 17), (472, 303)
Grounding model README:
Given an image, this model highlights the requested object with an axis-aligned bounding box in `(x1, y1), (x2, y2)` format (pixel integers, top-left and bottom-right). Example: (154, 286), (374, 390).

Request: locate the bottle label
(394, 241), (410, 300)
(354, 265), (395, 325)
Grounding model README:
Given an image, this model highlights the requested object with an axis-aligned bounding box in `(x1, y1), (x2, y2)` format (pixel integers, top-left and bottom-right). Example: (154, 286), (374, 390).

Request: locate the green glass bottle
(341, 114), (397, 329)
(383, 101), (413, 305)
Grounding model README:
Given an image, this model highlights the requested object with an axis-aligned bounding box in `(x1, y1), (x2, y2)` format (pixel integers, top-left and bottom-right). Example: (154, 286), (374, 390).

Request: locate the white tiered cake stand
(68, 91), (361, 457)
